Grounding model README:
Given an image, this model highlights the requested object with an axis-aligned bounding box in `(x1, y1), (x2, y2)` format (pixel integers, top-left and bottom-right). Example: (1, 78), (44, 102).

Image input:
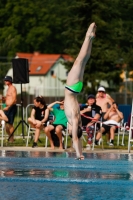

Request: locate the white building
(4, 52), (73, 101)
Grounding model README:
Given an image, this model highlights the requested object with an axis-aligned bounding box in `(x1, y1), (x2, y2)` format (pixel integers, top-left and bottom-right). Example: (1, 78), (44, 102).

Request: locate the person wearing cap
(3, 76), (17, 142)
(96, 86), (114, 118)
(80, 94), (102, 146)
(64, 22), (96, 160)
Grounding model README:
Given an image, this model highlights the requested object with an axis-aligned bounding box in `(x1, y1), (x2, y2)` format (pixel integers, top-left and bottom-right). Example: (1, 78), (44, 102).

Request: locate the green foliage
(0, 0), (72, 90)
(63, 0), (133, 101)
(2, 132), (129, 150)
(0, 0), (133, 97)
(0, 0), (71, 55)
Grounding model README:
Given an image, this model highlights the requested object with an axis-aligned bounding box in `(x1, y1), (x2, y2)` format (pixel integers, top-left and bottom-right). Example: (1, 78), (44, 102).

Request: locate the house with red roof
(4, 52), (73, 104)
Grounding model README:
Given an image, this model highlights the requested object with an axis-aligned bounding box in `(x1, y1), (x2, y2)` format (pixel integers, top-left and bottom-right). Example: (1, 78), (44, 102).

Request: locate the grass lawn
(0, 116), (131, 150)
(1, 131), (130, 150)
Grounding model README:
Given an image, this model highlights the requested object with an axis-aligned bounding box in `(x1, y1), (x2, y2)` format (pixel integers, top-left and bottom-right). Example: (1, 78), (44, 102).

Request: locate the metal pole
(21, 83), (25, 138)
(124, 70), (127, 105)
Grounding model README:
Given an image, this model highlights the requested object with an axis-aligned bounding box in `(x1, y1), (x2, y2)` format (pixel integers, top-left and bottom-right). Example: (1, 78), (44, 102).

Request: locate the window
(51, 70), (54, 76)
(36, 66), (42, 71)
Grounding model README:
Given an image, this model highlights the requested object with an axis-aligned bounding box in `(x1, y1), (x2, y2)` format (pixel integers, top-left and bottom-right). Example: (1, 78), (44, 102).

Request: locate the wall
(3, 58), (67, 99)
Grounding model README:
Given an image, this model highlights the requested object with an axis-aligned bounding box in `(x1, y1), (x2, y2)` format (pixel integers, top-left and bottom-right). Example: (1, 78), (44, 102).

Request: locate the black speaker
(12, 58), (29, 84)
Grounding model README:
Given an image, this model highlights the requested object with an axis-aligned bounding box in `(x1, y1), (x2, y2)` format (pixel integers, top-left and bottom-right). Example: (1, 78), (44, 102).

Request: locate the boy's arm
(47, 101), (63, 111)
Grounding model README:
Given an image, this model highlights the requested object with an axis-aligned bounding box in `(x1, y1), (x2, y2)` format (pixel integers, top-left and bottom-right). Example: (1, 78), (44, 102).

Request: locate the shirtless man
(64, 22), (96, 159)
(95, 102), (123, 146)
(3, 76), (17, 142)
(96, 86), (114, 118)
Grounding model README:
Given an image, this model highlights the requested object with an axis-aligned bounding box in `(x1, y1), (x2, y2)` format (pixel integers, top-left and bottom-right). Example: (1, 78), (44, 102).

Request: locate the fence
(118, 105), (131, 123)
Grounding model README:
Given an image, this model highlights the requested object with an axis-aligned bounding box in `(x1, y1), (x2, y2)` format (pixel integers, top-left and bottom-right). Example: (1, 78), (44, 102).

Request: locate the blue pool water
(0, 151), (133, 200)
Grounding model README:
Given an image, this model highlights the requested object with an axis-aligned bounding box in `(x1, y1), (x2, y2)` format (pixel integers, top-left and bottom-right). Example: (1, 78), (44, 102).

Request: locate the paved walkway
(0, 146), (132, 154)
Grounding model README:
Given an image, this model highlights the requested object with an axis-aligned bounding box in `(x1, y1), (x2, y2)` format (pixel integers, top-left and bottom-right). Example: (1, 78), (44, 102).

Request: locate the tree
(1, 0), (133, 98)
(117, 0), (133, 75)
(63, 0), (130, 101)
(0, 0), (71, 55)
(0, 36), (14, 91)
(0, 0), (71, 90)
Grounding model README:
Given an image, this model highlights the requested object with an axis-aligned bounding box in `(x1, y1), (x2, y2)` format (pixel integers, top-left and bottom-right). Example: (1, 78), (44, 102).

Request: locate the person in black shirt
(80, 94), (102, 145)
(28, 96), (49, 147)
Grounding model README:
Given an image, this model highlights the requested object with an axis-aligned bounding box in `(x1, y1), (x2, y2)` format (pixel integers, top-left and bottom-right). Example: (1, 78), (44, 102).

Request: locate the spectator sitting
(80, 94), (102, 145)
(95, 102), (123, 146)
(96, 86), (114, 120)
(44, 100), (67, 150)
(28, 96), (49, 148)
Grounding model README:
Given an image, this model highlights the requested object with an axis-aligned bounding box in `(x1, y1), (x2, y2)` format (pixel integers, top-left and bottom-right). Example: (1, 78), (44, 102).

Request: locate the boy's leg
(72, 121), (82, 157)
(44, 125), (55, 149)
(55, 125), (63, 149)
(66, 22), (96, 85)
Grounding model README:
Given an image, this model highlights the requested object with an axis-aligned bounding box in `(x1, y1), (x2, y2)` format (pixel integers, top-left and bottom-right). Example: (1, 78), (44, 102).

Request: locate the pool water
(0, 151), (133, 200)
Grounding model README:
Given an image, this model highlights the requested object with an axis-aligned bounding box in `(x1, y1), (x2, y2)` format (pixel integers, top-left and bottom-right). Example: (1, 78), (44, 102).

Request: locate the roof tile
(16, 52), (72, 75)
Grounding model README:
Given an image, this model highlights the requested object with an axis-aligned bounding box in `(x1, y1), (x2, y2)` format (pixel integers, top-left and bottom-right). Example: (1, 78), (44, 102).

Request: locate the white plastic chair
(92, 122), (103, 150)
(0, 120), (6, 147)
(26, 124), (48, 147)
(26, 125), (35, 147)
(63, 122), (100, 150)
(62, 122), (87, 149)
(96, 119), (124, 147)
(26, 115), (54, 147)
(116, 119), (125, 146)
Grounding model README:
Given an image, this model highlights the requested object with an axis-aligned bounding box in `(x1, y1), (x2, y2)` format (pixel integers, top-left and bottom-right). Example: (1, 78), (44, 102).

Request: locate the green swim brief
(65, 81), (83, 93)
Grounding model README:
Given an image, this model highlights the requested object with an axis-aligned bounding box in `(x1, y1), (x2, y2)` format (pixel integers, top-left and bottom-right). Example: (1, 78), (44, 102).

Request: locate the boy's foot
(80, 155), (85, 159)
(75, 156), (84, 160)
(86, 22), (96, 40)
(32, 142), (38, 148)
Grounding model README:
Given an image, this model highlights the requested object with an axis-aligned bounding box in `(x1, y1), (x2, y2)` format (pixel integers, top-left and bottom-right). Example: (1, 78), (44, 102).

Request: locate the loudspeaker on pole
(12, 58), (29, 84)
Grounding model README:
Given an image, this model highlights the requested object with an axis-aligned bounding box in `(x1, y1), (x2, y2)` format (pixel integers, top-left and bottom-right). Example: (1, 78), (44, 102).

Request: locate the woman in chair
(64, 22), (96, 160)
(28, 96), (49, 147)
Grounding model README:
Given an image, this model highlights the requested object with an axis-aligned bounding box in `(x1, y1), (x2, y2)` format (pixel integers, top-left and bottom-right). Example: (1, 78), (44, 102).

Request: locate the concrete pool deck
(0, 146), (132, 154)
